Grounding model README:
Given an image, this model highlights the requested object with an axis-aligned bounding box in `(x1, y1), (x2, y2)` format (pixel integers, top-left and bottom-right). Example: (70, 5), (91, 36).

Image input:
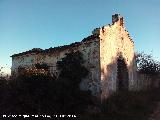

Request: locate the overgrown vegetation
(79, 90), (160, 120)
(0, 51), (93, 119)
(0, 52), (160, 120)
(136, 52), (160, 77)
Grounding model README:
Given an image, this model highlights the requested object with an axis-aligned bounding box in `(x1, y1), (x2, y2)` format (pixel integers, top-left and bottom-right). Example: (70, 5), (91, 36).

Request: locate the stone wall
(79, 39), (101, 95)
(11, 14), (138, 98)
(11, 49), (71, 76)
(11, 36), (101, 95)
(137, 72), (160, 90)
(137, 73), (151, 90)
(99, 14), (137, 99)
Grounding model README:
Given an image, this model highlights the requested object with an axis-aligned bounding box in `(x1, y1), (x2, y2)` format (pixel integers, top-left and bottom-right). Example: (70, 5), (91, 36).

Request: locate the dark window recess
(117, 56), (129, 92)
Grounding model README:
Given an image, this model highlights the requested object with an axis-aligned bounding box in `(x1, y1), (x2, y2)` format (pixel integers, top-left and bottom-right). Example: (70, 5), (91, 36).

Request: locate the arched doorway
(117, 56), (129, 92)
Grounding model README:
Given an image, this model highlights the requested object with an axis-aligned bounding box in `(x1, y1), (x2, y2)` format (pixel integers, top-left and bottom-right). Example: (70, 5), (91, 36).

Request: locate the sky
(0, 0), (160, 74)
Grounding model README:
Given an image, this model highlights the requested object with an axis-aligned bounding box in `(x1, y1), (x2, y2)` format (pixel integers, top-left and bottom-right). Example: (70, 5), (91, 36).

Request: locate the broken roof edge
(10, 14), (135, 58)
(10, 48), (43, 57)
(10, 34), (99, 58)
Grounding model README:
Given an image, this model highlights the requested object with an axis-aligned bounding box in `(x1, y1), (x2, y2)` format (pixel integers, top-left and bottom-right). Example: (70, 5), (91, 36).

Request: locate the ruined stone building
(11, 14), (138, 98)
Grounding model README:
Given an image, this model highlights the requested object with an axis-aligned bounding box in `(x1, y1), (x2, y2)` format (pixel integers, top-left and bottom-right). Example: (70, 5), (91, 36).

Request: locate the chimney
(112, 14), (124, 26)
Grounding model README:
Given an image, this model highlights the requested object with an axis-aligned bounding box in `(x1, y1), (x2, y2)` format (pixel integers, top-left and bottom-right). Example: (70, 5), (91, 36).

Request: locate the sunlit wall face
(99, 16), (137, 98)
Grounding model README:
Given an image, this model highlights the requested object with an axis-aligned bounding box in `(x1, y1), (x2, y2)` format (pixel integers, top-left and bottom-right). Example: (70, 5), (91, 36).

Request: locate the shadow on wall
(117, 55), (129, 92)
(100, 53), (137, 100)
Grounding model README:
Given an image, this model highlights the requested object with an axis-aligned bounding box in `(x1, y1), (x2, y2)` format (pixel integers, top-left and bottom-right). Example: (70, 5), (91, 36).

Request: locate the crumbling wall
(137, 72), (160, 90)
(79, 39), (101, 96)
(99, 24), (118, 98)
(11, 14), (138, 98)
(11, 49), (71, 76)
(11, 37), (101, 95)
(11, 53), (37, 75)
(137, 73), (151, 90)
(99, 15), (137, 98)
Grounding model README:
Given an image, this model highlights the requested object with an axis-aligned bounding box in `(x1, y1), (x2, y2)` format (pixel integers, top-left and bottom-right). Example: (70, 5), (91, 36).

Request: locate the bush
(55, 51), (93, 114)
(0, 51), (93, 116)
(79, 90), (160, 120)
(136, 52), (160, 77)
(0, 74), (55, 114)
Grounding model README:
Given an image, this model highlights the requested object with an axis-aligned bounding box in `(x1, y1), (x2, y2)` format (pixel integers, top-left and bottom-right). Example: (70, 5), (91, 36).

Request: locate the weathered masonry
(11, 14), (138, 99)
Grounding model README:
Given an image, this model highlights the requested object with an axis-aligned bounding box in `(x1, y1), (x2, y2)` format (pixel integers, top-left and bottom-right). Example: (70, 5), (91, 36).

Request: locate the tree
(55, 51), (93, 114)
(57, 51), (89, 84)
(136, 52), (160, 77)
(35, 63), (49, 70)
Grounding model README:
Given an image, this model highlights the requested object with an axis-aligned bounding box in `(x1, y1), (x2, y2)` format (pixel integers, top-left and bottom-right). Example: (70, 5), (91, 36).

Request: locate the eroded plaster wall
(11, 14), (138, 98)
(12, 49), (73, 75)
(11, 37), (101, 95)
(79, 39), (101, 96)
(12, 53), (37, 75)
(99, 17), (137, 98)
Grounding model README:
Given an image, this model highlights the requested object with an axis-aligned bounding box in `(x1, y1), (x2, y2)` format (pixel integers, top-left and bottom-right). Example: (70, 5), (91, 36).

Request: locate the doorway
(117, 56), (129, 91)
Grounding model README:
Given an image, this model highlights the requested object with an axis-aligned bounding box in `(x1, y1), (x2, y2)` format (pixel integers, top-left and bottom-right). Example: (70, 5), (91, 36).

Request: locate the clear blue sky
(0, 0), (160, 74)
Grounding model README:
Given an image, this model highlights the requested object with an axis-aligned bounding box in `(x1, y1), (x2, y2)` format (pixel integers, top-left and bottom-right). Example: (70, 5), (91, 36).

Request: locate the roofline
(11, 34), (99, 58)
